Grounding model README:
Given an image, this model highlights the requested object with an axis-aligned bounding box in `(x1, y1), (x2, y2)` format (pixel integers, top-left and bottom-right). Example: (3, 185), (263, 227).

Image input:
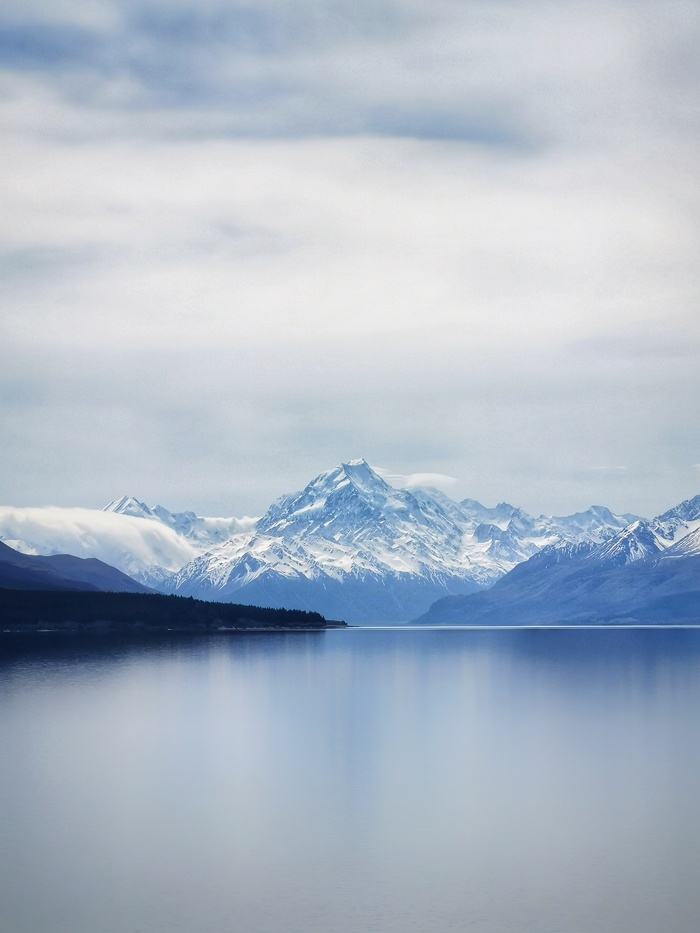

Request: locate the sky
(1, 0), (699, 519)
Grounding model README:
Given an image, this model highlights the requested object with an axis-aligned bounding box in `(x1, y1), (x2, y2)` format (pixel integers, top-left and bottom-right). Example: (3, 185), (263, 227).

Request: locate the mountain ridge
(0, 540), (154, 594)
(415, 495), (700, 625)
(167, 459), (643, 622)
(2, 459), (693, 624)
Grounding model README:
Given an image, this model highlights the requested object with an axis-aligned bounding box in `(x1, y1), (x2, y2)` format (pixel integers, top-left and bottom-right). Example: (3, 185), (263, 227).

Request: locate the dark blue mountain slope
(0, 541), (153, 593)
(415, 527), (700, 625)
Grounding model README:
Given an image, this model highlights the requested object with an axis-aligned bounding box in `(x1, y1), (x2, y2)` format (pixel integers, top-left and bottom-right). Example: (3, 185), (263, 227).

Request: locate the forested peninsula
(0, 588), (344, 633)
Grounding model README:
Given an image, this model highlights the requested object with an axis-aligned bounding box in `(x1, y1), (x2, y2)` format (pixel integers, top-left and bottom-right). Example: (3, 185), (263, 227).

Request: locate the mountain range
(416, 497), (700, 625)
(1, 458), (669, 623)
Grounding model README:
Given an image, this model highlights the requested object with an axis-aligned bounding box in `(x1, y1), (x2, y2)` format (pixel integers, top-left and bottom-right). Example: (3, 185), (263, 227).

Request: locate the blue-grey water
(2, 627), (700, 933)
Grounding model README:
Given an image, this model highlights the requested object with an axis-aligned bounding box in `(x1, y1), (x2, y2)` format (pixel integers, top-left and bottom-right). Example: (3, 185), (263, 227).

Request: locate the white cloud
(0, 506), (198, 570)
(377, 470), (458, 492)
(0, 0), (699, 517)
(2, 133), (697, 358)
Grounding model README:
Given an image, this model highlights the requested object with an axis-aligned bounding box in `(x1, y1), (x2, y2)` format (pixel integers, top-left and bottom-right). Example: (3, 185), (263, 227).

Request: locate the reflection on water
(1, 628), (700, 933)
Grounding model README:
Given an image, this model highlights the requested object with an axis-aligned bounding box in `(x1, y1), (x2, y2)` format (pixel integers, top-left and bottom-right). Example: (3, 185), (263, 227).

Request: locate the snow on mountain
(661, 525), (700, 559)
(542, 505), (640, 543)
(102, 496), (255, 546)
(593, 520), (664, 565)
(170, 459), (497, 622)
(567, 496), (700, 569)
(459, 499), (518, 528)
(650, 494), (700, 544)
(454, 500), (636, 564)
(169, 459), (640, 622)
(103, 496), (154, 520)
(2, 459), (682, 624)
(416, 496), (700, 626)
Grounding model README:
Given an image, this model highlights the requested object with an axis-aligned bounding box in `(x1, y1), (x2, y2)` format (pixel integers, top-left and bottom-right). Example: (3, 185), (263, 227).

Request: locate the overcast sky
(1, 0), (699, 518)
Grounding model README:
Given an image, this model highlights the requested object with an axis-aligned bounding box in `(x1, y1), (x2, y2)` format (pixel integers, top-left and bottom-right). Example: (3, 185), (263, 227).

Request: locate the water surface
(1, 627), (699, 933)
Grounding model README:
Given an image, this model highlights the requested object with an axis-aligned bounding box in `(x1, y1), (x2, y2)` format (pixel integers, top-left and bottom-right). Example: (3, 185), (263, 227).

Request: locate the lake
(1, 626), (700, 933)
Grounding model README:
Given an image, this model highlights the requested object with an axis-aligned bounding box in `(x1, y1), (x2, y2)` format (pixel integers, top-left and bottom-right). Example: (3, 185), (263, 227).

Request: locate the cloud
(1, 124), (699, 517)
(1, 0), (697, 147)
(3, 133), (697, 352)
(0, 505), (198, 570)
(2, 320), (698, 517)
(0, 0), (699, 518)
(376, 469), (458, 492)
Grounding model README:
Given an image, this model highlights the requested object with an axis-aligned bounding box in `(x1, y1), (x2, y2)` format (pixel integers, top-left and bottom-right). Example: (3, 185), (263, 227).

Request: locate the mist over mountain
(103, 496), (254, 546)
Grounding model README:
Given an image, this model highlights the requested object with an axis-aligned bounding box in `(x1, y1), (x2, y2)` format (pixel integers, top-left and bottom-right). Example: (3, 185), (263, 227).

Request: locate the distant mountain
(168, 460), (638, 623)
(415, 496), (700, 626)
(0, 460), (650, 623)
(102, 496), (252, 547)
(664, 525), (700, 558)
(169, 460), (485, 622)
(0, 540), (153, 594)
(650, 494), (700, 544)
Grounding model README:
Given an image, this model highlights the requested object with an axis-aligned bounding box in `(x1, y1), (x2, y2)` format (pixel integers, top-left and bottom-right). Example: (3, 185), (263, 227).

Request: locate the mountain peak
(663, 525), (700, 558)
(302, 459), (390, 499)
(345, 457), (371, 469)
(102, 496), (153, 518)
(651, 494), (700, 544)
(595, 519), (662, 565)
(339, 458), (388, 487)
(655, 494), (700, 524)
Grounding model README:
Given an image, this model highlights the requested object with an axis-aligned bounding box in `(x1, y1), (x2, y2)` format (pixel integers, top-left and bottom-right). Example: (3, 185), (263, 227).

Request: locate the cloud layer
(1, 0), (699, 516)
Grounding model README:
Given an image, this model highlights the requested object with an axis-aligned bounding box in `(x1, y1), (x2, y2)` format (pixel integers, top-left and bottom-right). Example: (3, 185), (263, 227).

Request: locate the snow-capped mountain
(168, 459), (639, 622)
(416, 495), (700, 626)
(103, 496), (254, 548)
(663, 525), (700, 559)
(456, 500), (635, 566)
(594, 520), (664, 565)
(170, 460), (494, 621)
(1, 458), (678, 623)
(650, 494), (700, 544)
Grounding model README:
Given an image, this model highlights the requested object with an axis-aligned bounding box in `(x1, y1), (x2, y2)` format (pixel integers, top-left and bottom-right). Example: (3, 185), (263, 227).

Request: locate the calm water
(1, 627), (700, 933)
